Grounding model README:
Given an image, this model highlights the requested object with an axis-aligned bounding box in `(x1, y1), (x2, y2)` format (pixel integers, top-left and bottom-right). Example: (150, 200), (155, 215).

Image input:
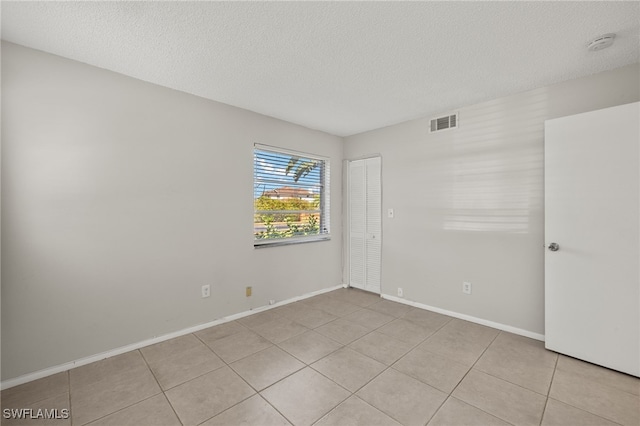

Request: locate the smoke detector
(587, 33), (616, 52)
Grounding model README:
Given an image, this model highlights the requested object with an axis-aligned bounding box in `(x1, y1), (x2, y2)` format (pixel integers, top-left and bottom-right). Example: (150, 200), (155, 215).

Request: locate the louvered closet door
(349, 157), (381, 294)
(349, 160), (366, 290)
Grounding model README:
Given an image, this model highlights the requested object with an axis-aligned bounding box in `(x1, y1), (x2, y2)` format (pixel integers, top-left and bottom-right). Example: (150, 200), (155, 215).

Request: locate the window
(254, 144), (330, 246)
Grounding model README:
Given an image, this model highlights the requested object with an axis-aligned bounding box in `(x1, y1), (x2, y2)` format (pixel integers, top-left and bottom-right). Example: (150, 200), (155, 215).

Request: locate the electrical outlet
(246, 286), (252, 297)
(269, 299), (275, 305)
(397, 287), (403, 297)
(201, 285), (210, 298)
(463, 282), (472, 295)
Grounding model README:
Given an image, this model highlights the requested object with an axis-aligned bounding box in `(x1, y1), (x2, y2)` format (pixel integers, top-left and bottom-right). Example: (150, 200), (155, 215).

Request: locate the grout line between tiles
(544, 366), (635, 425)
(139, 342), (221, 393)
(255, 393), (296, 426)
(554, 354), (640, 398)
(136, 349), (183, 425)
(443, 330), (522, 424)
(370, 317), (454, 426)
(187, 333), (271, 425)
(449, 329), (501, 394)
(75, 369), (163, 424)
(276, 338), (344, 366)
(66, 372), (74, 426)
(538, 353), (561, 426)
(194, 392), (257, 426)
(79, 392), (166, 426)
(428, 396), (517, 426)
(423, 396), (457, 426)
(309, 392), (352, 426)
(191, 321), (250, 352)
(205, 337), (275, 365)
(306, 305), (451, 425)
(473, 367), (556, 398)
(1, 375), (71, 413)
(544, 397), (626, 426)
(68, 368), (75, 426)
(379, 311), (454, 384)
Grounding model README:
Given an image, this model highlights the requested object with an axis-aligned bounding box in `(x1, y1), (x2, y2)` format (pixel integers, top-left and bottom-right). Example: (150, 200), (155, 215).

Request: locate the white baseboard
(381, 294), (545, 342)
(1, 284), (344, 391)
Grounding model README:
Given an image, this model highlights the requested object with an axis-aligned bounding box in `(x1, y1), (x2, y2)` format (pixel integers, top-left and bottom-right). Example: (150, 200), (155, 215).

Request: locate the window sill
(254, 235), (331, 248)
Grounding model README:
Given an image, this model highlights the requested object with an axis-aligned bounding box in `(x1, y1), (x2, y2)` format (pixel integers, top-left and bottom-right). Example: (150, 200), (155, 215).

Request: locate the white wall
(343, 63), (640, 336)
(1, 42), (344, 381)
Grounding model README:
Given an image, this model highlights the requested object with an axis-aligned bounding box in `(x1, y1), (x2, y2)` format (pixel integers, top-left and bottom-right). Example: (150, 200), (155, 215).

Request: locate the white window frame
(254, 144), (330, 247)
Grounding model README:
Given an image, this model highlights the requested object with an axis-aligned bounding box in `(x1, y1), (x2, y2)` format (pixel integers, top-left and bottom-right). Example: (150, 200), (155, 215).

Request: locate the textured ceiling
(2, 1), (639, 137)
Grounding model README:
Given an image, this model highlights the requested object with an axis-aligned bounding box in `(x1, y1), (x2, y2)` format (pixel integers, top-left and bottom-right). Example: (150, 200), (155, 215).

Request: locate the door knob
(548, 242), (560, 251)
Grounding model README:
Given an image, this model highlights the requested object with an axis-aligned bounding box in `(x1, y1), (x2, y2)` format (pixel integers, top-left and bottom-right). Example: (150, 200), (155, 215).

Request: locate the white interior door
(349, 157), (381, 294)
(544, 102), (639, 377)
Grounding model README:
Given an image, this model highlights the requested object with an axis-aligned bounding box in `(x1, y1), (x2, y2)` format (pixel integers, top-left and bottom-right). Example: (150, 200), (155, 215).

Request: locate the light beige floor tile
(194, 321), (247, 346)
(144, 343), (225, 390)
(301, 295), (336, 310)
(201, 394), (291, 426)
(139, 334), (202, 365)
(70, 362), (161, 426)
(321, 289), (345, 297)
(393, 348), (470, 393)
(69, 351), (148, 390)
(541, 398), (619, 426)
(367, 300), (413, 318)
(343, 309), (394, 330)
(230, 346), (304, 391)
(324, 288), (381, 307)
(377, 319), (436, 346)
(276, 306), (337, 329)
(261, 367), (350, 426)
(489, 332), (556, 366)
(1, 392), (70, 426)
(315, 319), (371, 345)
(357, 368), (447, 426)
(321, 298), (364, 318)
(303, 298), (361, 318)
(556, 355), (640, 396)
(437, 319), (500, 346)
(271, 303), (302, 316)
(85, 394), (180, 426)
(474, 332), (557, 395)
(400, 308), (452, 332)
(238, 309), (283, 329)
(418, 330), (489, 367)
(452, 370), (546, 426)
(349, 331), (414, 365)
(549, 367), (639, 425)
(427, 397), (510, 426)
(302, 294), (331, 304)
(278, 330), (342, 364)
(207, 329), (272, 363)
(1, 372), (68, 408)
(251, 317), (309, 344)
(315, 396), (402, 426)
(165, 366), (254, 426)
(311, 347), (386, 393)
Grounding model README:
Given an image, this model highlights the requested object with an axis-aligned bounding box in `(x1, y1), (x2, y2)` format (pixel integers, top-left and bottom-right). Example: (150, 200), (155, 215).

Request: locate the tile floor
(2, 288), (639, 426)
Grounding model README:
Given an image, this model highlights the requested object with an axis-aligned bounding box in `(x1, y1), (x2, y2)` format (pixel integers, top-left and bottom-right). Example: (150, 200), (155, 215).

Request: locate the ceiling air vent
(430, 113), (458, 133)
